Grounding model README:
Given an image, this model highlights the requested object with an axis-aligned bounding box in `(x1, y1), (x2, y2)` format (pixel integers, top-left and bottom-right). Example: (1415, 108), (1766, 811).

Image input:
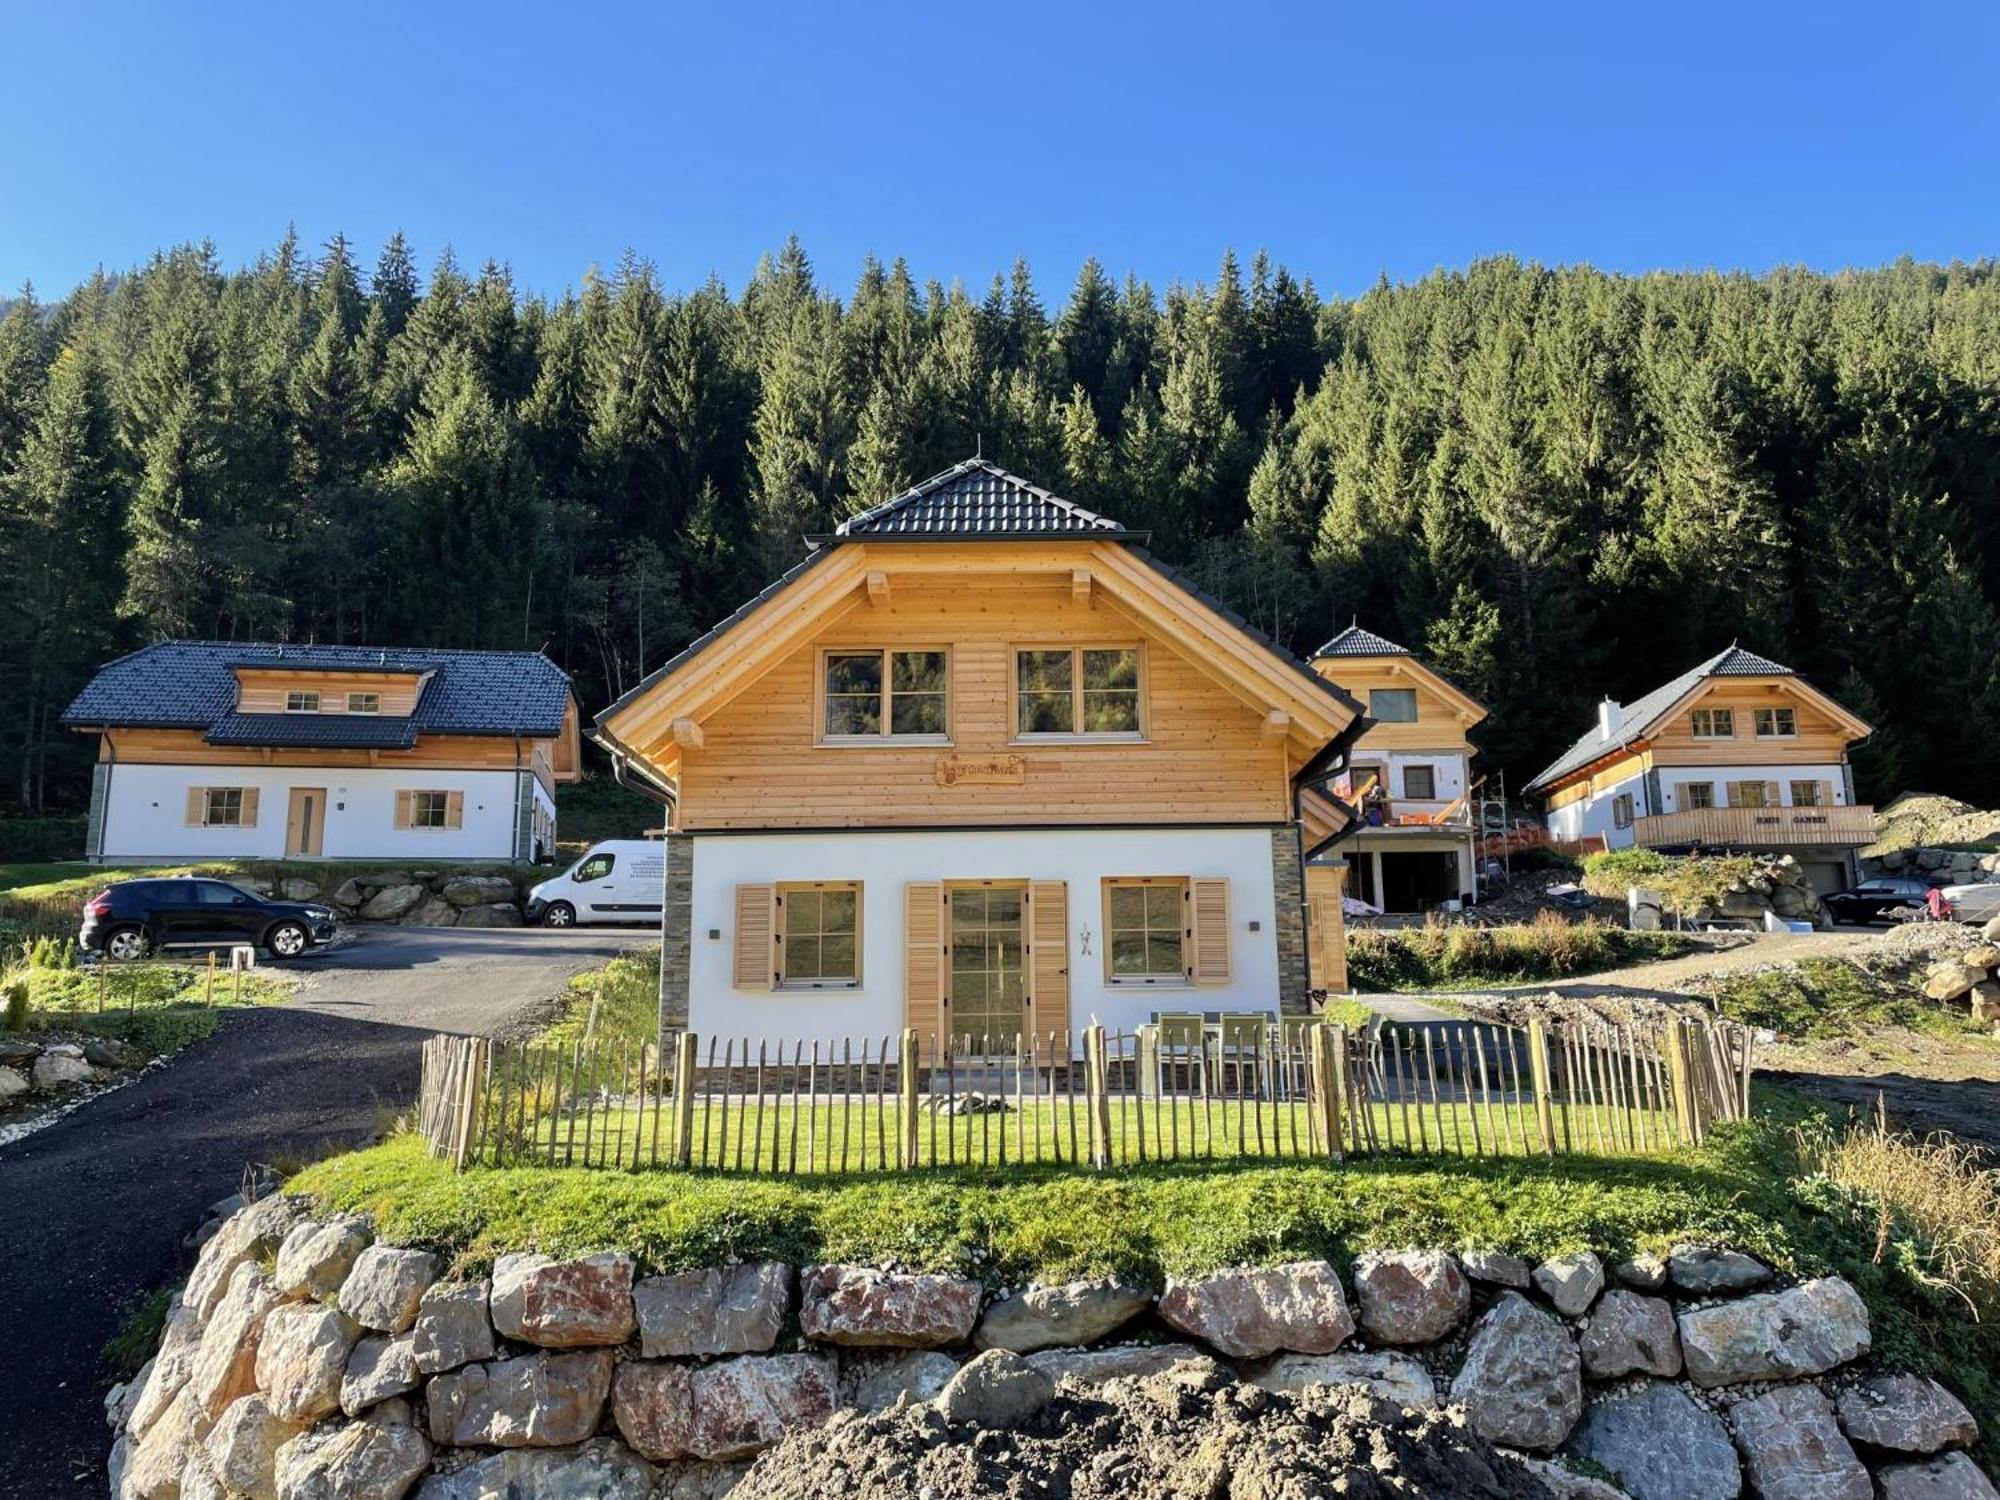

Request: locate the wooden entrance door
(285, 787), (326, 857)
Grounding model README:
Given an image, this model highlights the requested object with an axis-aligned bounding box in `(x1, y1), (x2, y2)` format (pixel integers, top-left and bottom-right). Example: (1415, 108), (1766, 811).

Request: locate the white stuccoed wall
(97, 762), (532, 861)
(1654, 762), (1851, 810)
(686, 825), (1284, 1044)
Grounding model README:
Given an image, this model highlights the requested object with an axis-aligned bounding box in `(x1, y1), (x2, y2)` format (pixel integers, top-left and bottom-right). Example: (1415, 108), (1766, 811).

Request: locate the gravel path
(0, 925), (645, 1497)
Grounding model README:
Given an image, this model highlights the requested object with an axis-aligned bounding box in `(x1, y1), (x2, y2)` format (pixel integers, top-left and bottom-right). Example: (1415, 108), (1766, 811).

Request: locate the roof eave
(807, 529), (1150, 546)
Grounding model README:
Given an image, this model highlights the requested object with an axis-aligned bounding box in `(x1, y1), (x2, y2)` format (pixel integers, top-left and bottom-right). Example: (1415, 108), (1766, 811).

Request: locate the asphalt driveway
(0, 924), (647, 1497)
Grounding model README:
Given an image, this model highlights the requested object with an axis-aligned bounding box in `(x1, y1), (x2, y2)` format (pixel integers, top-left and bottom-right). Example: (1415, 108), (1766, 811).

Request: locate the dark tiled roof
(1312, 624), (1412, 659)
(834, 459), (1136, 538)
(205, 712), (420, 749)
(1526, 646), (1799, 792)
(62, 641), (573, 738)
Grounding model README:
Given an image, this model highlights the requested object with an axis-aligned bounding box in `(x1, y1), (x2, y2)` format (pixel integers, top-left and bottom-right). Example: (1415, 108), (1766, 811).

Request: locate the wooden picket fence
(416, 1013), (1753, 1175)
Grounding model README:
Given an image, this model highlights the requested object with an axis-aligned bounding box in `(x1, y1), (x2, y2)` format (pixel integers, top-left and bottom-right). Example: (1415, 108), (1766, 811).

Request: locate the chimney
(1598, 698), (1620, 740)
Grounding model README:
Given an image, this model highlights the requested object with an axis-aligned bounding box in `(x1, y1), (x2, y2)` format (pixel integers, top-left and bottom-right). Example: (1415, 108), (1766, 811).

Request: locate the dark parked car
(80, 877), (339, 961)
(1820, 877), (1932, 926)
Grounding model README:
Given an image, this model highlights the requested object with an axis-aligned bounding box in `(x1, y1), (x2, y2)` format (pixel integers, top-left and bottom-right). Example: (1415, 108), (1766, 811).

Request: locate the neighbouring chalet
(592, 460), (1370, 1045)
(1307, 625), (1488, 914)
(1525, 646), (1875, 891)
(62, 643), (581, 864)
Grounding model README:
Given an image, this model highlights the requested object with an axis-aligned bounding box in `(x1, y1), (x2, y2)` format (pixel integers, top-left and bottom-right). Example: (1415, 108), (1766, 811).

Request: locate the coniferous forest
(1, 235), (1997, 816)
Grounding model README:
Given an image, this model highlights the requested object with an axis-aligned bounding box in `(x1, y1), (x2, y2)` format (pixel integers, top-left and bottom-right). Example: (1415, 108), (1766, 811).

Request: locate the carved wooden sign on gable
(935, 753), (1026, 787)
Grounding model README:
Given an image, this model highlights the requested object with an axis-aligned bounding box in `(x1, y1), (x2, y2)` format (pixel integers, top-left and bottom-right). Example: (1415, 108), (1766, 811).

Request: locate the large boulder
(1729, 1383), (1871, 1500)
(254, 1302), (361, 1424)
(634, 1263), (790, 1358)
(1922, 961), (1984, 1003)
(273, 1398), (432, 1499)
(32, 1044), (94, 1089)
(184, 1194), (303, 1320)
(1578, 1290), (1681, 1380)
(492, 1252), (636, 1348)
(129, 1297), (206, 1439)
(337, 1245), (440, 1334)
(1459, 1250), (1532, 1289)
(358, 883), (426, 921)
(330, 879), (364, 910)
(974, 1276), (1152, 1353)
(401, 895), (459, 928)
(1874, 1453), (2000, 1500)
(1024, 1343), (1216, 1387)
(798, 1264), (982, 1349)
(412, 1279), (496, 1374)
(1835, 1372), (1979, 1455)
(1677, 1276), (1870, 1388)
(412, 1438), (658, 1500)
(189, 1262), (281, 1418)
(843, 1351), (961, 1413)
(426, 1348), (617, 1448)
(1668, 1246), (1771, 1295)
(689, 1353), (837, 1460)
(610, 1360), (695, 1460)
(1533, 1252), (1605, 1317)
(1351, 1250), (1470, 1345)
(279, 879), (321, 902)
(1448, 1291), (1583, 1451)
(273, 1217), (372, 1301)
(1250, 1350), (1438, 1408)
(355, 870), (415, 892)
(1563, 1381), (1740, 1500)
(341, 1333), (420, 1417)
(442, 875), (518, 908)
(205, 1393), (305, 1500)
(1614, 1254), (1669, 1292)
(0, 1064), (27, 1099)
(125, 1388), (213, 1500)
(934, 1348), (1054, 1429)
(457, 902), (524, 928)
(1157, 1260), (1354, 1359)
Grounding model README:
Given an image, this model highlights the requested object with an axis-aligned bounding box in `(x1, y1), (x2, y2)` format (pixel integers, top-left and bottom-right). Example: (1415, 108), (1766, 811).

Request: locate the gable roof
(1524, 646), (1859, 793)
(832, 459), (1139, 540)
(61, 641), (574, 739)
(1312, 624), (1413, 659)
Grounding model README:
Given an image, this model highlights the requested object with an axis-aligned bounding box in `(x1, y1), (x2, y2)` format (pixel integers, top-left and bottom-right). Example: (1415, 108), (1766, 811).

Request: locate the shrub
(2, 979), (26, 1032)
(1581, 849), (1769, 916)
(1346, 913), (1689, 991)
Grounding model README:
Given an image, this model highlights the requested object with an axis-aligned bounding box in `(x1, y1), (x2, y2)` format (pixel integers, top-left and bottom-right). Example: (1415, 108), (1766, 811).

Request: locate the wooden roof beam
(866, 569), (889, 605)
(1071, 568), (1093, 605)
(1260, 709), (1291, 744)
(670, 717), (704, 749)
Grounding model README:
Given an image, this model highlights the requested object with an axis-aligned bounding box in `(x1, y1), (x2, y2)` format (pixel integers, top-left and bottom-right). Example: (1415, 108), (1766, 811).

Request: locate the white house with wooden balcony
(1305, 625), (1488, 913)
(62, 643), (581, 864)
(1525, 646), (1875, 892)
(592, 459), (1370, 1047)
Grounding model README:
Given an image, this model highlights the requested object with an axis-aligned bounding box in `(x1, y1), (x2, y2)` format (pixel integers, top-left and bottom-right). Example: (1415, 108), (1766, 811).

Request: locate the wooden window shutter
(1765, 781), (1782, 808)
(1725, 780), (1748, 808)
(394, 790), (415, 829)
(1188, 877), (1231, 984)
(903, 882), (944, 1038)
(1026, 880), (1068, 1039)
(185, 787), (206, 827)
(1818, 780), (1834, 807)
(445, 791), (464, 829)
(732, 884), (776, 990)
(239, 788), (260, 828)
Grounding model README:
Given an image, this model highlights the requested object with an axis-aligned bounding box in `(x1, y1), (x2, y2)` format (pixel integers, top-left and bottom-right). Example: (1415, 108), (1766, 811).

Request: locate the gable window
(396, 789), (463, 830)
(1369, 688), (1419, 723)
(822, 649), (948, 741)
(285, 691), (320, 713)
(206, 788), (245, 826)
(1612, 792), (1635, 829)
(1016, 647), (1142, 738)
(1683, 781), (1716, 809)
(347, 692), (381, 714)
(1689, 707), (1734, 739)
(777, 882), (861, 988)
(1401, 765), (1437, 801)
(1104, 878), (1186, 982)
(1755, 707), (1797, 738)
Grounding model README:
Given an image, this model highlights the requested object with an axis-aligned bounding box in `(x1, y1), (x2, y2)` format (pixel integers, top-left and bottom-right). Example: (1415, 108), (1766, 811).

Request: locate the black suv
(80, 878), (339, 962)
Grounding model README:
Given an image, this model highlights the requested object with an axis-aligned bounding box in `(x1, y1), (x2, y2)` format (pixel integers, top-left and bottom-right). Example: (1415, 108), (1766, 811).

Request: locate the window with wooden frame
(730, 882), (862, 990)
(1401, 764), (1437, 800)
(1727, 780), (1776, 809)
(284, 691), (320, 713)
(820, 649), (949, 742)
(186, 786), (259, 828)
(1369, 688), (1419, 723)
(1015, 646), (1142, 738)
(1101, 876), (1230, 985)
(1683, 781), (1716, 809)
(395, 789), (464, 830)
(1689, 707), (1734, 739)
(1611, 792), (1635, 829)
(1754, 706), (1797, 738)
(1790, 780), (1828, 807)
(347, 692), (381, 714)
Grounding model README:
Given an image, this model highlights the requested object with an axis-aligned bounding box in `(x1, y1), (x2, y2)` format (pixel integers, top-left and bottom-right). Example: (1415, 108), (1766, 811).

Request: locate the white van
(524, 840), (668, 927)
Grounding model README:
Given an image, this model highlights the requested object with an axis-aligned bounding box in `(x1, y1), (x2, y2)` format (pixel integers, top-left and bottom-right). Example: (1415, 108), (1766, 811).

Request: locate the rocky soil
(730, 1367), (1561, 1500)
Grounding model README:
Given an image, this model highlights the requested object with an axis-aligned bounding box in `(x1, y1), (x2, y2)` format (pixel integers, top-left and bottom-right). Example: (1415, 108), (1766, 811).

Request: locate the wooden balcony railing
(1632, 804), (1877, 849)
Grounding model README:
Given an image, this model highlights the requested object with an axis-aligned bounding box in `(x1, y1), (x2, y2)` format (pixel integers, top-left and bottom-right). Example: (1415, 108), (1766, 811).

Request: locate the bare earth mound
(730, 1366), (1557, 1500)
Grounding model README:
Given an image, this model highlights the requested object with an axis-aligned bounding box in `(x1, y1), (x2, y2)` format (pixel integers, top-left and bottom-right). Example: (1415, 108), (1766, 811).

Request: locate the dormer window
(1368, 688), (1418, 723)
(348, 693), (381, 714)
(285, 691), (320, 713)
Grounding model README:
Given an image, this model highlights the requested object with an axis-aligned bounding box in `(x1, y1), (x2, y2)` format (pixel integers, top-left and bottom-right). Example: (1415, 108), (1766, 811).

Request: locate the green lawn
(1346, 916), (1693, 993)
(5, 954), (288, 1059)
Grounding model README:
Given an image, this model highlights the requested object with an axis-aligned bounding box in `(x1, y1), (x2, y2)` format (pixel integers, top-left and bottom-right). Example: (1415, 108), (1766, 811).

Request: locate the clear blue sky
(4, 0), (1995, 303)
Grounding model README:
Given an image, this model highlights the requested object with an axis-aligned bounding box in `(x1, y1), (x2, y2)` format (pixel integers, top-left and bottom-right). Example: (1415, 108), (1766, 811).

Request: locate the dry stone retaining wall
(107, 1192), (1995, 1499)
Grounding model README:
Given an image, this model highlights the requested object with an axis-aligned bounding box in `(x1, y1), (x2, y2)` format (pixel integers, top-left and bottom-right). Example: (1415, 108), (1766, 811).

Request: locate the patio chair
(1214, 1012), (1271, 1096)
(1154, 1012), (1207, 1095)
